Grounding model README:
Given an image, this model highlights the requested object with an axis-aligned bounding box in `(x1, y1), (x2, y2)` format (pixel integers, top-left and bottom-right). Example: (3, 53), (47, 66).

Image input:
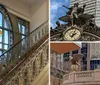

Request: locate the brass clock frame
(63, 25), (83, 41)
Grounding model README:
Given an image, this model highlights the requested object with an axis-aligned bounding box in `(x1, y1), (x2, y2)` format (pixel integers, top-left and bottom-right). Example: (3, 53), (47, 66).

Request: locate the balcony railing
(63, 69), (100, 85)
(0, 20), (48, 79)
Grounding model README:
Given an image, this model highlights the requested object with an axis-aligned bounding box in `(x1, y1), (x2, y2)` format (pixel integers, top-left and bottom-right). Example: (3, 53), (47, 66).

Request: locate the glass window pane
(0, 51), (2, 56)
(0, 13), (2, 27)
(0, 44), (2, 49)
(22, 25), (25, 34)
(0, 29), (2, 42)
(4, 30), (8, 44)
(18, 23), (21, 33)
(22, 35), (25, 39)
(4, 19), (8, 28)
(4, 45), (8, 50)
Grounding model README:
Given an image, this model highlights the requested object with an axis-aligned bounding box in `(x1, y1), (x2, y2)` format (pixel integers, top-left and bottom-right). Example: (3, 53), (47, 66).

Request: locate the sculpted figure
(69, 54), (81, 71)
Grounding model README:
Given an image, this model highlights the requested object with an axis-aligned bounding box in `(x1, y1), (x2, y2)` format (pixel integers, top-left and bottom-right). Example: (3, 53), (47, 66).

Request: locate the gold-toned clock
(63, 25), (82, 41)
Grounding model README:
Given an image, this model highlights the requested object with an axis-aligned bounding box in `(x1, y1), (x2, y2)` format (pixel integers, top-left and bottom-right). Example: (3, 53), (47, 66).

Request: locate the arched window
(0, 5), (13, 55)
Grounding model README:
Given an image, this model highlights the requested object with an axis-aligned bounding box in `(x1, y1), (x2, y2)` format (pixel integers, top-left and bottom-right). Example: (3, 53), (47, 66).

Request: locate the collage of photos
(0, 0), (100, 85)
(50, 0), (100, 85)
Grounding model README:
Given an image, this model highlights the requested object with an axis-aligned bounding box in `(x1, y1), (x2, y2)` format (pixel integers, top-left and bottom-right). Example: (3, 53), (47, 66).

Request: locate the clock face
(64, 28), (81, 40)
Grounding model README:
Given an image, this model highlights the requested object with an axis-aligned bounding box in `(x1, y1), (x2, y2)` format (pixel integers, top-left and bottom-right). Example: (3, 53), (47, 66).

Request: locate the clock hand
(70, 29), (77, 37)
(70, 32), (77, 37)
(69, 31), (74, 37)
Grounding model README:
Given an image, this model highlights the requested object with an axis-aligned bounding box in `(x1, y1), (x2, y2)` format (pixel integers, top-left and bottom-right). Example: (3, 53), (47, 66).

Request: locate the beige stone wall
(30, 0), (49, 32)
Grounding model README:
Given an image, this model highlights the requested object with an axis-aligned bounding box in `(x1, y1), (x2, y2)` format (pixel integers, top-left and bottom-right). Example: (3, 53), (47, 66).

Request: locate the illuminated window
(0, 5), (13, 55)
(17, 18), (29, 40)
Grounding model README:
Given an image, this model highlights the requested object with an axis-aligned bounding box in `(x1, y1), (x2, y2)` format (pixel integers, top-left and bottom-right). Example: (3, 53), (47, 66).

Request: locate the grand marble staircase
(0, 21), (49, 85)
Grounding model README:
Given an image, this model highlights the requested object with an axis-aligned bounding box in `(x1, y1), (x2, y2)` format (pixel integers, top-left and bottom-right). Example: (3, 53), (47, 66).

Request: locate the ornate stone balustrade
(0, 39), (48, 85)
(0, 21), (48, 79)
(0, 21), (49, 85)
(63, 69), (100, 85)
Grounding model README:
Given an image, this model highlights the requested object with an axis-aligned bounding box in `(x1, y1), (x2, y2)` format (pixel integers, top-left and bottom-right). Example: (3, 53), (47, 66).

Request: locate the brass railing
(1, 39), (48, 85)
(0, 20), (48, 80)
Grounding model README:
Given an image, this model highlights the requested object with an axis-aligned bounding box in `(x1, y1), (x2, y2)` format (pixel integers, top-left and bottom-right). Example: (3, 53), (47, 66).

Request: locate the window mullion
(21, 24), (22, 39)
(18, 19), (29, 40)
(8, 30), (10, 48)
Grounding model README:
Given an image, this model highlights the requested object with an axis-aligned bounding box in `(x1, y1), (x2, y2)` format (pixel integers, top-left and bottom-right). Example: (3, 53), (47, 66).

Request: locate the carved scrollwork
(51, 28), (100, 41)
(1, 38), (48, 85)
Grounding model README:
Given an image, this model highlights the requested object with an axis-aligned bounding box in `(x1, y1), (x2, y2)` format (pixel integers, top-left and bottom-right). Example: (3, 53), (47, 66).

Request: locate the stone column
(28, 66), (33, 84)
(78, 48), (81, 71)
(69, 51), (72, 71)
(19, 74), (24, 85)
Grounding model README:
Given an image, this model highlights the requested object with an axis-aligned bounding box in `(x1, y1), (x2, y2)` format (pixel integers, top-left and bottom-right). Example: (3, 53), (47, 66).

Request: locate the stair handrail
(0, 20), (48, 77)
(0, 38), (49, 85)
(0, 20), (48, 57)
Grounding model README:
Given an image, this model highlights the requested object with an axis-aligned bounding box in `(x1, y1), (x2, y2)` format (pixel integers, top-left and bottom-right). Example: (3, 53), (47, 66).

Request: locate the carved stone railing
(0, 20), (48, 81)
(63, 69), (100, 85)
(0, 38), (48, 85)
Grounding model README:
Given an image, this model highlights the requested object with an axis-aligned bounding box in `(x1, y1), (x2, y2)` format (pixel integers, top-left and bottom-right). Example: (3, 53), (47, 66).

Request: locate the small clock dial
(64, 27), (81, 40)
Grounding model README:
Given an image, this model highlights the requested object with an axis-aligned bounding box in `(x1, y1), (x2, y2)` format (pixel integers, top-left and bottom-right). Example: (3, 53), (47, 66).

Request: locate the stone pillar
(78, 48), (81, 71)
(53, 52), (57, 85)
(28, 67), (33, 84)
(19, 75), (23, 85)
(69, 52), (72, 71)
(60, 54), (63, 70)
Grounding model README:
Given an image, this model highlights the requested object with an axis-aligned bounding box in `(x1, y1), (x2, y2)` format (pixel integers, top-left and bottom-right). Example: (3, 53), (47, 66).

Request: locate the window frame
(0, 4), (13, 55)
(17, 18), (29, 40)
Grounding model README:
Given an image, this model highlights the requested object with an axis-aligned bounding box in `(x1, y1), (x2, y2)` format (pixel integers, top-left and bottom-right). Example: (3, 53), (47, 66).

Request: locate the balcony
(63, 69), (100, 85)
